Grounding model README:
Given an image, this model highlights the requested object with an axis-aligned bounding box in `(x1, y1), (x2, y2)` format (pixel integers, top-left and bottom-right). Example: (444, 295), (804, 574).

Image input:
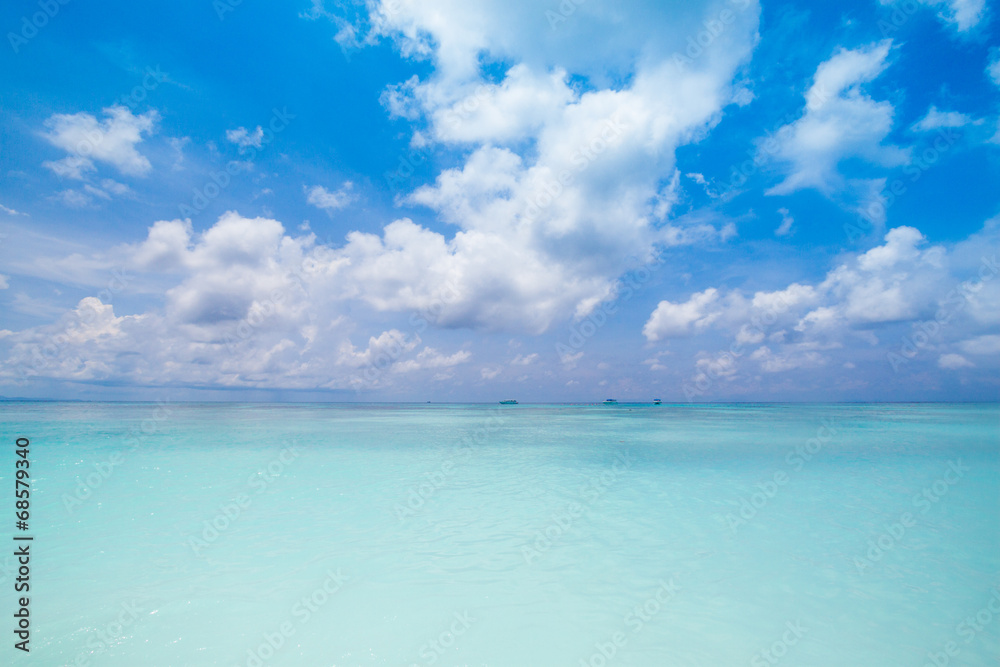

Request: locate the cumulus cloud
(941, 0), (987, 30)
(938, 353), (973, 369)
(0, 213), (480, 389)
(306, 182), (357, 212)
(101, 179), (131, 196)
(643, 221), (999, 377)
(304, 0), (761, 328)
(41, 106), (158, 177)
(338, 330), (420, 369)
(883, 0), (987, 32)
(958, 334), (1000, 356)
(796, 226), (942, 325)
(644, 281), (820, 343)
(425, 64), (576, 144)
(510, 353), (538, 366)
(64, 3), (725, 373)
(226, 126), (264, 149)
(767, 40), (908, 196)
(911, 106), (975, 132)
(643, 289), (722, 341)
(1, 298), (140, 383)
(697, 350), (740, 377)
(8, 206), (991, 393)
(989, 51), (1000, 87)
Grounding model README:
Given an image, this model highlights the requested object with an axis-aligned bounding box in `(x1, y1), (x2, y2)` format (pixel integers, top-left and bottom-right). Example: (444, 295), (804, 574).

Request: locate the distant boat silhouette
(603, 398), (618, 405)
(499, 399), (518, 405)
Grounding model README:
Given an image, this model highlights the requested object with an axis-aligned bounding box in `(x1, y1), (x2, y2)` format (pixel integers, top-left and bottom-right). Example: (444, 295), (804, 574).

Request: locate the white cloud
(643, 282), (820, 343)
(0, 204), (27, 217)
(510, 353), (538, 365)
(126, 218), (195, 272)
(299, 0), (368, 52)
(988, 53), (1000, 143)
(943, 0), (987, 30)
(338, 330), (420, 369)
(168, 136), (189, 170)
(642, 222), (1000, 376)
(226, 126), (264, 149)
(642, 351), (671, 372)
(911, 106), (975, 132)
(394, 347), (472, 372)
(735, 324), (765, 345)
(856, 225), (925, 271)
(775, 207), (794, 237)
(0, 227), (473, 389)
(42, 166), (131, 203)
(41, 106), (158, 177)
(83, 184), (111, 200)
(852, 177), (889, 231)
(989, 51), (1000, 87)
(880, 0), (986, 32)
(101, 179), (131, 196)
(43, 155), (95, 180)
(750, 345), (826, 373)
(307, 0), (760, 331)
(767, 40), (908, 196)
(0, 297), (137, 382)
(958, 334), (1000, 356)
(0, 209), (641, 389)
(938, 353), (974, 369)
(815, 227), (945, 324)
(6, 3), (995, 399)
(698, 351), (740, 377)
(752, 283), (818, 313)
(306, 182), (357, 212)
(53, 189), (92, 208)
(643, 289), (722, 341)
(686, 172), (713, 198)
(380, 76), (422, 120)
(11, 211), (982, 391)
(427, 64), (576, 144)
(559, 350), (584, 367)
(931, 0), (986, 31)
(0, 274), (8, 289)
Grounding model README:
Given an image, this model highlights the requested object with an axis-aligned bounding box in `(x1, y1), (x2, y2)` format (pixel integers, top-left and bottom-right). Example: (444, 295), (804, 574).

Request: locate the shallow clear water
(1, 402), (998, 666)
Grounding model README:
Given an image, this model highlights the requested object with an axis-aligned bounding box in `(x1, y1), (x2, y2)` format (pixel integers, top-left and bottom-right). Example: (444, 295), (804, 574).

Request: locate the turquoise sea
(1, 402), (998, 666)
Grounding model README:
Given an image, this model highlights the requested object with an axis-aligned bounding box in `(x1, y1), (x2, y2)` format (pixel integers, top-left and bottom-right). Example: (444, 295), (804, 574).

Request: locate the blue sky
(0, 0), (998, 402)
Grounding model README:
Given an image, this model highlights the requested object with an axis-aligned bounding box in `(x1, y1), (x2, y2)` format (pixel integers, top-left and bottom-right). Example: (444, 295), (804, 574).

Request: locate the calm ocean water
(1, 402), (998, 666)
